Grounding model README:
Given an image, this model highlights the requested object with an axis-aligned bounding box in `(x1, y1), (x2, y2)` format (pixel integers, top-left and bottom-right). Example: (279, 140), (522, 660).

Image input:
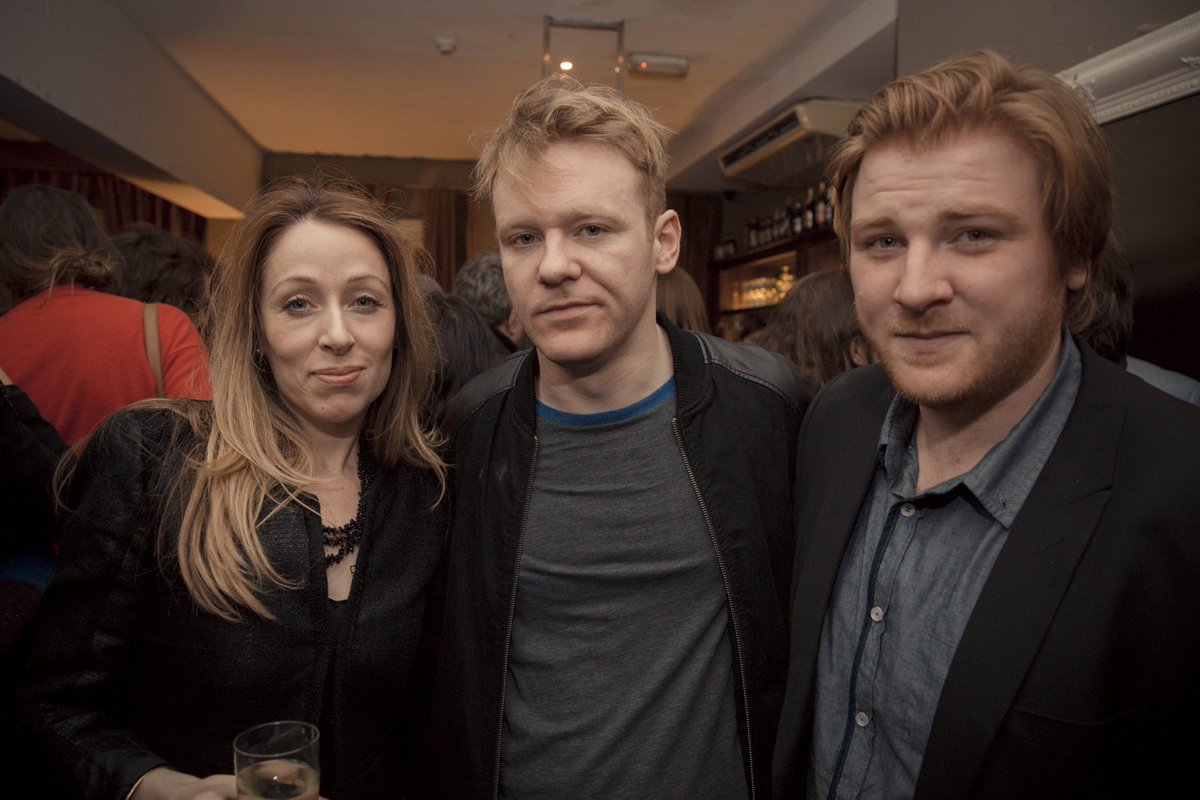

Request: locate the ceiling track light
(543, 15), (625, 91)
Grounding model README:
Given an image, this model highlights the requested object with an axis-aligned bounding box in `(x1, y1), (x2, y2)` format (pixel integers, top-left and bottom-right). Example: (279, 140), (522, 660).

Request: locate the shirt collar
(876, 329), (1082, 528)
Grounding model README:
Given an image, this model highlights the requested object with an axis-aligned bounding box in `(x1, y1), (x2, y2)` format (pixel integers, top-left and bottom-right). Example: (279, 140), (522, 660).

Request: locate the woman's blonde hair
(164, 175), (445, 621)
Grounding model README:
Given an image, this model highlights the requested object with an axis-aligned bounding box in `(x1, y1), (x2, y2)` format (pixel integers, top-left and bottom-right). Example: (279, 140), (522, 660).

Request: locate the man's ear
(652, 210), (681, 276)
(1066, 261), (1089, 291)
(498, 308), (524, 344)
(850, 336), (874, 367)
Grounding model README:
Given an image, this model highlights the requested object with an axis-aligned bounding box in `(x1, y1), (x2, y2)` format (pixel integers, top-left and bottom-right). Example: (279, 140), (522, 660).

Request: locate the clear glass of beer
(233, 720), (320, 800)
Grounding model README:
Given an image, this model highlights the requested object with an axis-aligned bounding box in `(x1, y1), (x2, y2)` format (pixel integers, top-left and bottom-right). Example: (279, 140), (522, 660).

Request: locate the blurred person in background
(756, 269), (873, 388)
(1080, 237), (1200, 405)
(454, 249), (528, 351)
(423, 290), (509, 425)
(112, 222), (216, 331)
(11, 177), (448, 800)
(0, 363), (68, 697)
(0, 185), (210, 447)
(655, 266), (711, 333)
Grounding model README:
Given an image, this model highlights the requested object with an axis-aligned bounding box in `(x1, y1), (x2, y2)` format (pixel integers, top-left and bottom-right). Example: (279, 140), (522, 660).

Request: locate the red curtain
(1, 141), (207, 243)
(420, 188), (470, 291)
(667, 191), (722, 318)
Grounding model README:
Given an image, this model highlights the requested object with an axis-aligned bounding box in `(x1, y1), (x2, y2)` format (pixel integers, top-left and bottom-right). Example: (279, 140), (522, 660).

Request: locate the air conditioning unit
(718, 100), (860, 187)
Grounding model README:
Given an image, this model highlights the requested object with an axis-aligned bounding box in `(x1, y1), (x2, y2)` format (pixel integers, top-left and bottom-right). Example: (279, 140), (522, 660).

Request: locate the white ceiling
(105, 0), (896, 191)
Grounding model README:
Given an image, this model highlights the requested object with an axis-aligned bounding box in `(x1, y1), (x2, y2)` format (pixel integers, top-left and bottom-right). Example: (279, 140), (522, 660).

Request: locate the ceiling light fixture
(434, 35), (458, 56)
(543, 16), (625, 91)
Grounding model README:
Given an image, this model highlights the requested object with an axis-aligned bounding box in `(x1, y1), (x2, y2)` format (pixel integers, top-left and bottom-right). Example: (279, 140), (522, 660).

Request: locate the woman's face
(258, 217), (396, 440)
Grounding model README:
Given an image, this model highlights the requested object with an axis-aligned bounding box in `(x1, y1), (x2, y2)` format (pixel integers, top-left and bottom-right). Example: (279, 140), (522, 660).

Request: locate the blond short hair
(472, 75), (673, 224)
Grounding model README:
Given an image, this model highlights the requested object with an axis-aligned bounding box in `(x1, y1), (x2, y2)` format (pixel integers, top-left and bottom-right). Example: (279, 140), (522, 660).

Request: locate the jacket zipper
(492, 435), (539, 800)
(672, 418), (757, 800)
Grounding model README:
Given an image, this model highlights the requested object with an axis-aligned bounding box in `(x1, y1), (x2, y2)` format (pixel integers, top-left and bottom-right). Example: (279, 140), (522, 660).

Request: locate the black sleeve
(10, 410), (177, 800)
(0, 384), (71, 555)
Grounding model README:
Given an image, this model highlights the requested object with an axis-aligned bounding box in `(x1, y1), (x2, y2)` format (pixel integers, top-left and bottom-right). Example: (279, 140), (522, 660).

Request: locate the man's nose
(893, 241), (953, 312)
(537, 232), (582, 286)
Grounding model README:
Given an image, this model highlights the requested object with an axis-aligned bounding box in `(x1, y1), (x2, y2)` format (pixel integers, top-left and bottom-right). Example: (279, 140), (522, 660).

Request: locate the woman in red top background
(0, 184), (210, 447)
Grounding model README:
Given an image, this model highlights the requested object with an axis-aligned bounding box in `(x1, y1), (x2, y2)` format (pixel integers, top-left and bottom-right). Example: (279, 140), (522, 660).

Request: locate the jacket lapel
(915, 349), (1124, 799)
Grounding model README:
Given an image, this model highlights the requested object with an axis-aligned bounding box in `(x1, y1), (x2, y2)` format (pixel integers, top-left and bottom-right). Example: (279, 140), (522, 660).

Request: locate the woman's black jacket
(11, 404), (446, 800)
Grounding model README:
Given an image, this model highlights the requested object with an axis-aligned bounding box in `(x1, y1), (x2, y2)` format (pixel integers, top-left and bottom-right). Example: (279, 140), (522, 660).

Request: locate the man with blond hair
(773, 50), (1200, 799)
(423, 76), (808, 799)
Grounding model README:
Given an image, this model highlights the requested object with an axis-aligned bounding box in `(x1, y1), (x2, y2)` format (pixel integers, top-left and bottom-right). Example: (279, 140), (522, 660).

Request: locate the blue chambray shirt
(810, 331), (1082, 799)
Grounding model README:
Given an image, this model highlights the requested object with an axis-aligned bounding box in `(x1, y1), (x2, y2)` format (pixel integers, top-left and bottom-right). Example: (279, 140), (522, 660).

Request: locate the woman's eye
(284, 297), (310, 312)
(582, 224), (603, 237)
(514, 233), (537, 246)
(868, 235), (898, 249)
(963, 229), (991, 242)
(353, 295), (382, 309)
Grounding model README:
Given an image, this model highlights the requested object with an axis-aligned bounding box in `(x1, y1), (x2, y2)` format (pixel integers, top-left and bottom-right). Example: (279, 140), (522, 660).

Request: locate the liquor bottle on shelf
(803, 186), (815, 232)
(747, 217), (759, 249)
(822, 181), (835, 228)
(815, 181), (829, 229)
(790, 196), (804, 236)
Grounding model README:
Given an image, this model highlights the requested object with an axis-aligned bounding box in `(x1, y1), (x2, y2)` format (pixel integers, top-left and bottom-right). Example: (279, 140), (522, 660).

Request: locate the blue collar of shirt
(537, 377), (676, 428)
(877, 329), (1082, 528)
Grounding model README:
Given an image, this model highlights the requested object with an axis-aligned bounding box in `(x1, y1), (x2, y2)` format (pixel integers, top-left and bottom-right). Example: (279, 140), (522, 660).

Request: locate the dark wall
(896, 0), (1200, 378)
(1107, 95), (1200, 378)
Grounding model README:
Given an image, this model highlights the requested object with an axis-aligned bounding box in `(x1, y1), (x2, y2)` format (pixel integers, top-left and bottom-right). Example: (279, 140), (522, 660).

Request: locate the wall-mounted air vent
(718, 100), (860, 187)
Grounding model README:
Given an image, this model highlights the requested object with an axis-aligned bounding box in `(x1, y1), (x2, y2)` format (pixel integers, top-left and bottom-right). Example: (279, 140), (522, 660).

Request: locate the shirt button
(900, 503), (915, 517)
(870, 606), (884, 622)
(855, 711), (870, 728)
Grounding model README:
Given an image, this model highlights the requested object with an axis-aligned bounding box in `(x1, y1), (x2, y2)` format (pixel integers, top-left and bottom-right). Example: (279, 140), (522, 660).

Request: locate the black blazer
(11, 405), (446, 800)
(774, 342), (1200, 799)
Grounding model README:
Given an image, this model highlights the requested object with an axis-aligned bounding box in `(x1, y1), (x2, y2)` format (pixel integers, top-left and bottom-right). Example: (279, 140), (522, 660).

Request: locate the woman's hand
(131, 767), (237, 800)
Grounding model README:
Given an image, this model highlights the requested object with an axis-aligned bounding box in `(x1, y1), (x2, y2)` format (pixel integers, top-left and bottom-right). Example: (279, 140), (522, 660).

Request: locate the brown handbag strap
(142, 302), (164, 397)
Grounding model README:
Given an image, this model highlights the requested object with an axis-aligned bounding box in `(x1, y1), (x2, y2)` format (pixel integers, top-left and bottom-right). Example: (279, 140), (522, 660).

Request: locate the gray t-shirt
(499, 379), (748, 800)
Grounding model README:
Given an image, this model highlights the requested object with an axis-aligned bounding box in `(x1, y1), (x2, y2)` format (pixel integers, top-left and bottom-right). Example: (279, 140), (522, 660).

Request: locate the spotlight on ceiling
(627, 52), (689, 77)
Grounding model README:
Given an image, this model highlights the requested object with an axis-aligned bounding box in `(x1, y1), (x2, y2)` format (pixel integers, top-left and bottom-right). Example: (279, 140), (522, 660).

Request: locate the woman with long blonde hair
(14, 176), (446, 800)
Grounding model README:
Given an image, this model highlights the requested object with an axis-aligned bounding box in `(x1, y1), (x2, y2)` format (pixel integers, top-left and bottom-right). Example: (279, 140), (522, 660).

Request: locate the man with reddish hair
(774, 50), (1200, 799)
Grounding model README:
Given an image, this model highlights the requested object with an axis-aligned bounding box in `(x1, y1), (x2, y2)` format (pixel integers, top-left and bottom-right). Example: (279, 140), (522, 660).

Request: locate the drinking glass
(233, 721), (320, 800)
